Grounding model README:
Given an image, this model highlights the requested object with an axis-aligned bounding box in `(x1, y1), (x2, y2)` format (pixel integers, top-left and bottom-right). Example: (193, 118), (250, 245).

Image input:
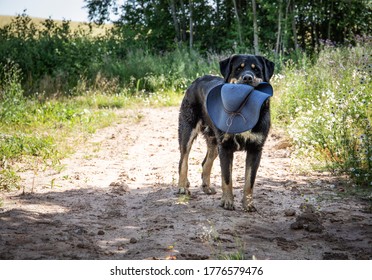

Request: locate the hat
(206, 82), (273, 134)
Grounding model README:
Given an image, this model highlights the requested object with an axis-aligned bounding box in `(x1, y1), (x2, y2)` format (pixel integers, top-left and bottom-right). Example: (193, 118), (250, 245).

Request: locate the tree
(83, 0), (372, 54)
(232, 0), (243, 45)
(251, 0), (259, 54)
(169, 0), (181, 44)
(275, 0), (283, 56)
(189, 0), (194, 49)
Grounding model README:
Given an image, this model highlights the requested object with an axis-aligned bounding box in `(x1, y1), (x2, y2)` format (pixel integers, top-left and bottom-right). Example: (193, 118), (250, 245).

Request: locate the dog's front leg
(201, 141), (218, 195)
(219, 146), (235, 210)
(242, 150), (262, 212)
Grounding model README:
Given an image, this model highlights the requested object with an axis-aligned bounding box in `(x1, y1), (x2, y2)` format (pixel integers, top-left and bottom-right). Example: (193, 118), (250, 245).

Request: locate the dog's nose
(242, 74), (254, 84)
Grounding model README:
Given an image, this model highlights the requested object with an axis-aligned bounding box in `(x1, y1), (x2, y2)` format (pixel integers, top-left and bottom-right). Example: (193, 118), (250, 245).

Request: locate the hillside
(0, 14), (112, 36)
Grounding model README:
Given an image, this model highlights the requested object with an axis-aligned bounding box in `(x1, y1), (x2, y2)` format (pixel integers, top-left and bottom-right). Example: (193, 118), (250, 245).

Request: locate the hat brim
(206, 83), (273, 134)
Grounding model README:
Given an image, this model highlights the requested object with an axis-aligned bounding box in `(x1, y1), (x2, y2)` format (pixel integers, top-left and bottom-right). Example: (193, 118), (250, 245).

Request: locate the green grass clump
(272, 41), (371, 187)
(0, 63), (119, 191)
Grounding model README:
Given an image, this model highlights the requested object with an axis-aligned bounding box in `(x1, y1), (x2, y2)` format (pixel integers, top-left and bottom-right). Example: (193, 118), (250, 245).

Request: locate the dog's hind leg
(177, 122), (200, 195)
(201, 137), (218, 195)
(242, 149), (262, 212)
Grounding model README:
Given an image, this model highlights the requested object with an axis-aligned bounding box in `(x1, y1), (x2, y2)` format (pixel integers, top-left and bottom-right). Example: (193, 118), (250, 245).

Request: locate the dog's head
(220, 55), (275, 86)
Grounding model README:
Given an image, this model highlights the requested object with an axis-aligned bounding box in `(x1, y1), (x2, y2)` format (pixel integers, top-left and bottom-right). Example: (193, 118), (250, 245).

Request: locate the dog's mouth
(230, 76), (262, 87)
(228, 70), (262, 87)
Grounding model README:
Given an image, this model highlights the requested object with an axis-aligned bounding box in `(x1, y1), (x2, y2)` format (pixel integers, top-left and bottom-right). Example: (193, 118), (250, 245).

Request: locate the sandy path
(0, 107), (371, 260)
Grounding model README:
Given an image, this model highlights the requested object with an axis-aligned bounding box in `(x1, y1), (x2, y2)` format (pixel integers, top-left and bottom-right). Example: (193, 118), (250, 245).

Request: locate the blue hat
(206, 82), (273, 134)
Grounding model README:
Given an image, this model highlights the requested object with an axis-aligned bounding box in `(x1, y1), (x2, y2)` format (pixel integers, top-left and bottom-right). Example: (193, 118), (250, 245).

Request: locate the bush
(272, 41), (371, 187)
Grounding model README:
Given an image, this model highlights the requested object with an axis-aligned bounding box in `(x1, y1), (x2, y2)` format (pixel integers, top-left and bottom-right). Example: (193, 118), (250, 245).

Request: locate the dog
(177, 54), (275, 211)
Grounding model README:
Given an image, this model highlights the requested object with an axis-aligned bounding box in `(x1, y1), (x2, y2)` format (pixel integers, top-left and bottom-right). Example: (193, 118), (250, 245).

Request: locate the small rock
(129, 237), (138, 244)
(290, 221), (303, 230)
(285, 209), (296, 216)
(273, 139), (292, 150)
(290, 212), (324, 233)
(97, 230), (105, 235)
(307, 222), (324, 233)
(109, 181), (130, 194)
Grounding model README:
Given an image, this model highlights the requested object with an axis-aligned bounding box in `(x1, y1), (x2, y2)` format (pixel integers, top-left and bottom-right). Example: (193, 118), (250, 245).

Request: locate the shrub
(272, 41), (371, 187)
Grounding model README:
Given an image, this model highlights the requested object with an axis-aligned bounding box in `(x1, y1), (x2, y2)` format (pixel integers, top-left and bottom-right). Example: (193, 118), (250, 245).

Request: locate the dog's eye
(236, 63), (245, 71)
(251, 64), (260, 72)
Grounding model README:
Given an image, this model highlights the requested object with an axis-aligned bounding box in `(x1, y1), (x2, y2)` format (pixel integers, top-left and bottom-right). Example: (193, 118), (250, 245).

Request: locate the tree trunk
(275, 0), (283, 56)
(327, 0), (333, 40)
(232, 0), (243, 45)
(180, 0), (187, 42)
(189, 0), (193, 50)
(216, 0), (220, 22)
(291, 1), (299, 51)
(252, 0), (259, 54)
(169, 0), (180, 44)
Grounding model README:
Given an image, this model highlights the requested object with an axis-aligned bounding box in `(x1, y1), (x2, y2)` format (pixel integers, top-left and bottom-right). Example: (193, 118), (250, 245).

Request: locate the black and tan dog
(177, 54), (275, 211)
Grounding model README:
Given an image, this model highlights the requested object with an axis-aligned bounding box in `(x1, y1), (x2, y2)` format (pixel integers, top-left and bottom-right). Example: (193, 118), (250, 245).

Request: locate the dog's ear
(219, 55), (235, 82)
(257, 56), (275, 82)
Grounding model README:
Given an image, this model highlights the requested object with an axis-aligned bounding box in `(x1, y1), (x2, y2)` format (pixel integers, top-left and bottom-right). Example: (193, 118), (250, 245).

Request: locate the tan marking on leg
(220, 179), (234, 210)
(178, 149), (190, 192)
(242, 163), (257, 212)
(201, 146), (217, 194)
(220, 156), (234, 210)
(177, 122), (201, 195)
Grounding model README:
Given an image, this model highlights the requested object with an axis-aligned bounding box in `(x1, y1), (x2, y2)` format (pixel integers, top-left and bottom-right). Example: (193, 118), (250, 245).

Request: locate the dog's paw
(202, 185), (217, 195)
(243, 204), (257, 212)
(220, 198), (235, 210)
(242, 199), (257, 212)
(177, 187), (191, 195)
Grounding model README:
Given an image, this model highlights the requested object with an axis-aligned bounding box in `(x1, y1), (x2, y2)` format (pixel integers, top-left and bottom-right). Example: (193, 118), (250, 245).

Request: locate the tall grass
(272, 40), (371, 187)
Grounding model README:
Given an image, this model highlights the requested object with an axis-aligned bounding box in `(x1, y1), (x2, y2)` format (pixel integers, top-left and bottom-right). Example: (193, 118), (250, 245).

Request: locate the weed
(219, 249), (246, 260)
(0, 166), (21, 191)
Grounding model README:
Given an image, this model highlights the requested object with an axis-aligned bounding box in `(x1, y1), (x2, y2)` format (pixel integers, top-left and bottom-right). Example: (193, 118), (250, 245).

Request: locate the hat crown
(221, 84), (254, 112)
(206, 81), (274, 134)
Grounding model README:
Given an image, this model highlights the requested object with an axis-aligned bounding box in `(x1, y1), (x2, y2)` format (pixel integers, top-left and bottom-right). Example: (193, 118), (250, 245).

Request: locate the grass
(219, 250), (246, 260)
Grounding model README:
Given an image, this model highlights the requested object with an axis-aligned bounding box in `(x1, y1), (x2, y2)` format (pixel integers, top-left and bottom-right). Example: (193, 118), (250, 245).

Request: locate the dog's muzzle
(242, 72), (254, 84)
(240, 71), (261, 86)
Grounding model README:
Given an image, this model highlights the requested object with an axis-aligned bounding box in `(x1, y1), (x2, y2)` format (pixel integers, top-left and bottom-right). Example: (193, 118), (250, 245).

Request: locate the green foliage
(0, 167), (21, 191)
(0, 14), (220, 96)
(0, 14), (104, 94)
(272, 41), (371, 187)
(85, 0), (372, 54)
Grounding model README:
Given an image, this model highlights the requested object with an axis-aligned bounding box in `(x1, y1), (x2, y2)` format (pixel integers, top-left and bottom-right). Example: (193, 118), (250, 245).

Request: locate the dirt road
(0, 107), (371, 259)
